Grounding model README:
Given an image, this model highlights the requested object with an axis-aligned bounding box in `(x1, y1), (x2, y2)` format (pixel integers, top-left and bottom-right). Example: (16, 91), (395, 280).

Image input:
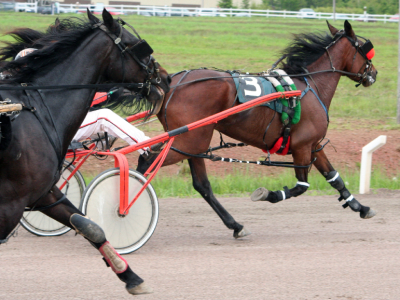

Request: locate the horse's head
(327, 20), (377, 87)
(87, 9), (170, 114)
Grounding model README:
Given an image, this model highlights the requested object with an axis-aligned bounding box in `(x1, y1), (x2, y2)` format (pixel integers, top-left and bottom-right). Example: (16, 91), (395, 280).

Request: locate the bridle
(92, 18), (162, 96)
(325, 30), (375, 87)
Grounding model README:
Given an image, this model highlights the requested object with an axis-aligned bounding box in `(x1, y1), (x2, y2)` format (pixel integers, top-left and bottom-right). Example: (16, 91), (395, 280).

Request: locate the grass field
(0, 12), (398, 195)
(151, 168), (399, 198)
(0, 12), (398, 125)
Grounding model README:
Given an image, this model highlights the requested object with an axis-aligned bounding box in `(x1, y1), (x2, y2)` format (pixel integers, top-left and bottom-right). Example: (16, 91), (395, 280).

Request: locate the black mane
(0, 28), (45, 62)
(0, 17), (93, 83)
(281, 32), (334, 76)
(0, 18), (154, 115)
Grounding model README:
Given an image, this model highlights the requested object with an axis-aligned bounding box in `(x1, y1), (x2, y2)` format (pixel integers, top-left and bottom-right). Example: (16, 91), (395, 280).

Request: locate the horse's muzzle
(362, 71), (377, 87)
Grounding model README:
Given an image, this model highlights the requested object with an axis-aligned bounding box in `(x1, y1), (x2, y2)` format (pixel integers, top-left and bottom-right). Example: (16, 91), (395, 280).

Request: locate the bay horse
(0, 10), (170, 295)
(138, 21), (377, 239)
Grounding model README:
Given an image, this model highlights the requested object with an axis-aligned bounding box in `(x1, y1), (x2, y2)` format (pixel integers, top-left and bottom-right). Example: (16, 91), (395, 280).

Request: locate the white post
(359, 135), (387, 194)
(363, 6), (367, 22)
(398, 0), (400, 124)
(333, 0), (336, 21)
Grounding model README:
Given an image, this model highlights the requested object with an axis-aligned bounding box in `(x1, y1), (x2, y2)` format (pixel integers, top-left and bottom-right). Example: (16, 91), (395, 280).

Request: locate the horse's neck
(31, 35), (111, 152)
(35, 35), (107, 98)
(305, 50), (346, 110)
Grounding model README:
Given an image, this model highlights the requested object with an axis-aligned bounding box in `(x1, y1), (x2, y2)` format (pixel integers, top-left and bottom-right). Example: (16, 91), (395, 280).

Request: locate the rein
(170, 31), (374, 90)
(169, 67), (369, 89)
(0, 82), (144, 91)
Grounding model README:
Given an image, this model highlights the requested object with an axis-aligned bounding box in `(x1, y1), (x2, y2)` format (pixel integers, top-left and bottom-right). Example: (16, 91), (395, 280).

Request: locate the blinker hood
(132, 40), (153, 60)
(361, 40), (374, 60)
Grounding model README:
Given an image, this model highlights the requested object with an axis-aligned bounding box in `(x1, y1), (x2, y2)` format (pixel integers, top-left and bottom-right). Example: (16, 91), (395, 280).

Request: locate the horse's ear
(87, 8), (100, 24)
(344, 20), (356, 39)
(102, 9), (116, 31)
(326, 20), (339, 36)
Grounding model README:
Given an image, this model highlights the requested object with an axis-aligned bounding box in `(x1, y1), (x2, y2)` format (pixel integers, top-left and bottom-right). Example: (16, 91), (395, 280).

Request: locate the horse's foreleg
(312, 149), (376, 219)
(41, 186), (152, 295)
(251, 147), (311, 203)
(188, 157), (250, 238)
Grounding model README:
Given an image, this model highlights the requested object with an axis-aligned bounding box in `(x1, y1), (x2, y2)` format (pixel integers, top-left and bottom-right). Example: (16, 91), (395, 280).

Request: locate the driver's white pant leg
(74, 109), (149, 154)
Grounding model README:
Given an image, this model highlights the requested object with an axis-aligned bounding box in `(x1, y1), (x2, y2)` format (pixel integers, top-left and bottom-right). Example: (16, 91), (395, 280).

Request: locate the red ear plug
(366, 48), (375, 60)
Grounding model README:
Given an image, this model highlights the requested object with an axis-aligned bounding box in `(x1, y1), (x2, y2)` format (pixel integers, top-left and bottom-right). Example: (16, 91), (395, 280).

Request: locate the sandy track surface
(1, 190), (400, 300)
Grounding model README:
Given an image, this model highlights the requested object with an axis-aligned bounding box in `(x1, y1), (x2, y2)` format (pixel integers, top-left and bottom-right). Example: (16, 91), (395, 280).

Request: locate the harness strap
(25, 194), (67, 212)
(22, 89), (63, 170)
(301, 77), (329, 123)
(164, 70), (191, 130)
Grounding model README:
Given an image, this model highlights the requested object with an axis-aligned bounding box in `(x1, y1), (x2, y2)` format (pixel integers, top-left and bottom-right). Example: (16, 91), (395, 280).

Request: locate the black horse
(0, 10), (170, 295)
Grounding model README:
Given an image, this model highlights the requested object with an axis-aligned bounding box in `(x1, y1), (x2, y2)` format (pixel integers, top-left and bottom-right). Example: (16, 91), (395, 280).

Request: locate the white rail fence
(359, 135), (387, 194)
(11, 3), (399, 23)
(15, 2), (37, 13)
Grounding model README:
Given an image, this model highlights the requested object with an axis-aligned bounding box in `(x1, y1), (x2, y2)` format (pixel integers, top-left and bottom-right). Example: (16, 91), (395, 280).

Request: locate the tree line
(218, 0), (399, 15)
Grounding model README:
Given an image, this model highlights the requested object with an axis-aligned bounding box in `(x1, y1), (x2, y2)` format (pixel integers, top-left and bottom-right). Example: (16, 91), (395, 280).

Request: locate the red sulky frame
(64, 90), (301, 216)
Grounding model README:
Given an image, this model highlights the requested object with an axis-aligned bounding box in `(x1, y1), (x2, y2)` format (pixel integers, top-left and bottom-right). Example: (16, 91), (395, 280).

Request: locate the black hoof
(233, 224), (244, 238)
(233, 227), (251, 238)
(360, 206), (376, 219)
(251, 188), (283, 203)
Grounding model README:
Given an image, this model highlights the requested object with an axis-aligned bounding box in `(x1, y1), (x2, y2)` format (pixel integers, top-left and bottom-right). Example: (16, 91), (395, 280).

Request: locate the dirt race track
(1, 190), (400, 300)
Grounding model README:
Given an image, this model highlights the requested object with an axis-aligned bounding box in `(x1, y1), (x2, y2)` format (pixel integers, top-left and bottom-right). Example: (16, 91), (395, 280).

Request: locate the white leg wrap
(326, 172), (339, 183)
(346, 195), (354, 202)
(280, 190), (286, 200)
(296, 181), (310, 187)
(99, 241), (128, 274)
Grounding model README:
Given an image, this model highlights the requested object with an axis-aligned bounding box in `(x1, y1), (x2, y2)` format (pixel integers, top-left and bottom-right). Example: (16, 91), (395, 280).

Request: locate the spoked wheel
(20, 161), (86, 236)
(81, 168), (159, 255)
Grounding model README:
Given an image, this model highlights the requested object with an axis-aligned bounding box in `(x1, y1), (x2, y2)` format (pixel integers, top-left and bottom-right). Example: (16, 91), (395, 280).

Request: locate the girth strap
(301, 77), (329, 123)
(277, 124), (291, 154)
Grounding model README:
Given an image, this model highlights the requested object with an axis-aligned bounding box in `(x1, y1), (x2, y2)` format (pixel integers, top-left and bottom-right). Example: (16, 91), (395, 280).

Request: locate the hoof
(127, 282), (153, 295)
(234, 227), (251, 239)
(360, 208), (376, 219)
(251, 187), (269, 201)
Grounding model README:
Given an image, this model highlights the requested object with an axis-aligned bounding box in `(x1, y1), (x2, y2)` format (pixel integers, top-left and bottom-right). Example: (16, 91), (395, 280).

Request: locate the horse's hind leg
(188, 157), (250, 238)
(312, 149), (376, 219)
(40, 186), (152, 295)
(251, 147), (312, 203)
(0, 200), (26, 244)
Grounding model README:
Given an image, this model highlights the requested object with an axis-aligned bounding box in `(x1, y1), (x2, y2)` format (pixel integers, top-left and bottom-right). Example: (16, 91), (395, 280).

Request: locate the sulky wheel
(81, 168), (159, 255)
(20, 161), (86, 236)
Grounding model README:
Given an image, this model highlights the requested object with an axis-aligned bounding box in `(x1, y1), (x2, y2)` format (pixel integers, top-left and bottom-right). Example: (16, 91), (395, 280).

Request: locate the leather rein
(169, 32), (375, 90)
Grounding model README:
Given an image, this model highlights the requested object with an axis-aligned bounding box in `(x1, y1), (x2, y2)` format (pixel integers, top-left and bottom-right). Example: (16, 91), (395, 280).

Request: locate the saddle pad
(231, 73), (283, 113)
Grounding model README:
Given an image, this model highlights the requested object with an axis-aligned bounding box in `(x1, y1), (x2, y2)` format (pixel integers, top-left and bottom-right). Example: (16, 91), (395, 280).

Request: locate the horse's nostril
(167, 75), (172, 85)
(375, 70), (378, 75)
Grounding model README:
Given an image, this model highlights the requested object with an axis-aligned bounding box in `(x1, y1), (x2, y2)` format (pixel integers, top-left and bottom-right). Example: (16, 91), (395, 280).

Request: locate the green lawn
(0, 12), (398, 125)
(1, 12), (398, 194)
